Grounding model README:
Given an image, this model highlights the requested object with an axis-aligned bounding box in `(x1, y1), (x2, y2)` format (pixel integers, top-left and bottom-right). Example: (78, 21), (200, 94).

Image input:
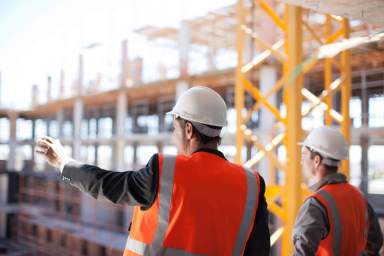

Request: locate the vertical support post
(73, 99), (83, 160)
(360, 135), (369, 194)
(324, 15), (333, 125)
(31, 119), (36, 167)
(132, 142), (138, 168)
(59, 69), (65, 98)
(259, 65), (277, 183)
(121, 40), (130, 88)
(77, 54), (84, 96)
(7, 111), (17, 171)
(47, 76), (52, 102)
(235, 0), (245, 164)
(95, 117), (99, 165)
(179, 21), (190, 78)
(57, 109), (64, 138)
(283, 5), (303, 256)
(361, 69), (369, 126)
(340, 18), (351, 177)
(114, 92), (127, 170)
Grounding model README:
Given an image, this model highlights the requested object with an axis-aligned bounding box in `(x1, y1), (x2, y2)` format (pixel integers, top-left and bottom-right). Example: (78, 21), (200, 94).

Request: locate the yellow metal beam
(243, 78), (286, 124)
(324, 15), (333, 125)
(282, 5), (303, 255)
(241, 39), (285, 73)
(242, 26), (287, 62)
(340, 18), (351, 177)
(235, 0), (245, 164)
(244, 76), (286, 123)
(301, 88), (344, 123)
(258, 0), (287, 32)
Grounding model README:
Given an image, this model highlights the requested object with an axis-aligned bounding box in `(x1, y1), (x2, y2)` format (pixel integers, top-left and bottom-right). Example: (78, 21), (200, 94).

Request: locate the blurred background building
(0, 0), (383, 255)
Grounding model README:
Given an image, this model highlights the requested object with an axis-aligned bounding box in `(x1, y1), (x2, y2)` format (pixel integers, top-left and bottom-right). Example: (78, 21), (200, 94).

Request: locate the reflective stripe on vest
(317, 190), (341, 256)
(125, 156), (260, 255)
(233, 167), (258, 255)
(151, 155), (176, 253)
(125, 237), (202, 256)
(317, 186), (369, 256)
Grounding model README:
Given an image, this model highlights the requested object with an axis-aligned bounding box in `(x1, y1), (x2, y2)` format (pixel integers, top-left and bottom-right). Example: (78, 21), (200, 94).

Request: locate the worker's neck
(187, 140), (218, 155)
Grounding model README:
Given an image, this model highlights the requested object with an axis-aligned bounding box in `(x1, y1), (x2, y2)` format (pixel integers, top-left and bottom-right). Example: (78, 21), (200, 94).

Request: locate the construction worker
(35, 86), (270, 255)
(294, 126), (383, 255)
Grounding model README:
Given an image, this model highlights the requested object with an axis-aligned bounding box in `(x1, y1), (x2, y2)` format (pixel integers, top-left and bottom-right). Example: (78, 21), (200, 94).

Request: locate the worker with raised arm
(293, 126), (383, 255)
(36, 86), (270, 256)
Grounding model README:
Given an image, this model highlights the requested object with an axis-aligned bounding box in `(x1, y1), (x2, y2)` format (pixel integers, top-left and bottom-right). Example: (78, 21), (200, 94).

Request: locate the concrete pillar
(46, 119), (50, 136)
(132, 57), (143, 85)
(120, 40), (130, 88)
(207, 49), (216, 71)
(73, 99), (83, 159)
(31, 84), (39, 107)
(132, 142), (138, 168)
(76, 54), (84, 96)
(59, 69), (65, 97)
(47, 76), (52, 102)
(176, 81), (189, 100)
(113, 92), (127, 170)
(179, 21), (190, 78)
(361, 69), (369, 126)
(74, 99), (94, 224)
(7, 111), (17, 171)
(56, 108), (64, 138)
(95, 118), (99, 165)
(258, 66), (277, 183)
(31, 119), (36, 167)
(158, 62), (167, 80)
(360, 135), (369, 194)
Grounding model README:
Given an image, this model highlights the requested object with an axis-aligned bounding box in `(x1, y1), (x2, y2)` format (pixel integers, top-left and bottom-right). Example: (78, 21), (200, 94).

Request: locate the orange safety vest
(312, 183), (368, 256)
(123, 152), (261, 256)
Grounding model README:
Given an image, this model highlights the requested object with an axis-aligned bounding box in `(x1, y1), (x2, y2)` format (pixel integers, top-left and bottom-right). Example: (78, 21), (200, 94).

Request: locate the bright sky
(0, 0), (235, 109)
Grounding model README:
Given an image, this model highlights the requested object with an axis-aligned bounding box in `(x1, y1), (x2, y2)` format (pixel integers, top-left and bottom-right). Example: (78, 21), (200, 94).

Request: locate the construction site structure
(0, 1), (384, 255)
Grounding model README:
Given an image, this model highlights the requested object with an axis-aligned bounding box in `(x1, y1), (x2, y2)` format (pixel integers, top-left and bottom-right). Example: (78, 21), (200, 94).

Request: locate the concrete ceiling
(280, 0), (384, 26)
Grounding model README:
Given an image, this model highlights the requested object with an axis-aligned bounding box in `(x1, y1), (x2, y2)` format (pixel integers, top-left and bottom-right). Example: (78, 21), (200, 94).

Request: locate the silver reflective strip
(318, 190), (341, 256)
(233, 167), (259, 256)
(126, 237), (147, 255)
(126, 237), (201, 256)
(149, 155), (177, 254)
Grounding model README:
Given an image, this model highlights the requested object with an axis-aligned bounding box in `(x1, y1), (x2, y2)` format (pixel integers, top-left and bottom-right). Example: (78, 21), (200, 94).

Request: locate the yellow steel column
(324, 15), (333, 125)
(235, 0), (245, 164)
(283, 5), (303, 255)
(340, 18), (351, 177)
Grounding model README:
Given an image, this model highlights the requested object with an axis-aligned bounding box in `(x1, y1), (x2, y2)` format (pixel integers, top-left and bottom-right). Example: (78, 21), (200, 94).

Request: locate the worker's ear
(314, 155), (321, 169)
(185, 122), (193, 140)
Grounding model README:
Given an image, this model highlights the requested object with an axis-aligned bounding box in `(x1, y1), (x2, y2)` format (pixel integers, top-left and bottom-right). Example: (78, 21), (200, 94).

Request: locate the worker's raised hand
(35, 136), (69, 169)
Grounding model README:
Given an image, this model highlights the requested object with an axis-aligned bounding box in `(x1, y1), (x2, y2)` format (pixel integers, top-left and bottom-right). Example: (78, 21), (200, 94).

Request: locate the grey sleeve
(365, 202), (383, 256)
(293, 197), (329, 256)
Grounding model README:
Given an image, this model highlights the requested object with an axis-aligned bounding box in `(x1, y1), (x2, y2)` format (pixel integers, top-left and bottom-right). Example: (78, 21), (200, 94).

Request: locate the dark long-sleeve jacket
(293, 173), (383, 256)
(61, 148), (270, 255)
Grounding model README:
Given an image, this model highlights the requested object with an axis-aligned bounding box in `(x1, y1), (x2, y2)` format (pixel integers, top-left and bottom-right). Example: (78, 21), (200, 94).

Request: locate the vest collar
(193, 148), (227, 160)
(310, 172), (348, 192)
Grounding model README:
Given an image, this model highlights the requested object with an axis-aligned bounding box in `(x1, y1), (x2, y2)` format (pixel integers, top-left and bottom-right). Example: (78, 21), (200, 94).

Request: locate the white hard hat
(167, 86), (227, 137)
(299, 126), (349, 166)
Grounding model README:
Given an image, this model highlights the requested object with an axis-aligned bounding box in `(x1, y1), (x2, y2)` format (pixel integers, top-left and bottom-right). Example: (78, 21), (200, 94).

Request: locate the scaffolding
(0, 2), (383, 255)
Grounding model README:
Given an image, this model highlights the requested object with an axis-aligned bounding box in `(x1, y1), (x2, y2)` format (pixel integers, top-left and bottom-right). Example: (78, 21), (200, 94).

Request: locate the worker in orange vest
(36, 86), (270, 255)
(294, 126), (383, 255)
